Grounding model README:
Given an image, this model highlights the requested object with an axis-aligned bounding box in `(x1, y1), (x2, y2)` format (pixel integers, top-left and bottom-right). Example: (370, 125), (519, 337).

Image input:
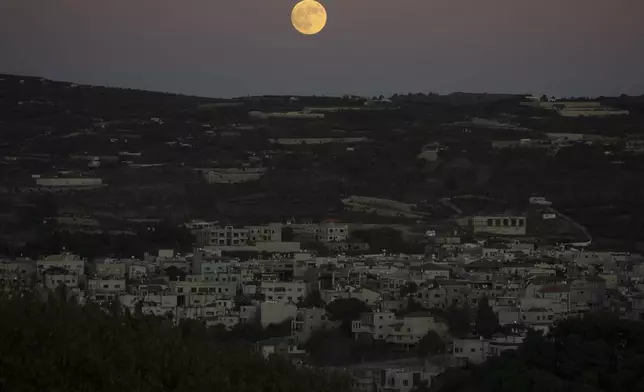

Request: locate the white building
(195, 224), (283, 247)
(317, 222), (350, 242)
(37, 253), (85, 277)
(260, 301), (298, 328)
(171, 280), (237, 298)
(43, 273), (79, 290)
(453, 335), (523, 365)
(459, 215), (527, 236)
(260, 281), (308, 303)
(291, 307), (332, 343)
(36, 177), (102, 187)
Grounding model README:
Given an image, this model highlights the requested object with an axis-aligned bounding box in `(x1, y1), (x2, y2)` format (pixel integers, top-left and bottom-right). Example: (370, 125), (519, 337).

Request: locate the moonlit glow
(291, 0), (327, 36)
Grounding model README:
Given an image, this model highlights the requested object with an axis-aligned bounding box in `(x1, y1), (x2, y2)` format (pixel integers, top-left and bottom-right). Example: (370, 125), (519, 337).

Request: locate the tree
(417, 330), (445, 357)
(234, 289), (252, 308)
(262, 319), (292, 339)
(400, 282), (418, 298)
(0, 292), (352, 392)
(402, 297), (424, 314)
(282, 227), (295, 242)
(299, 290), (326, 308)
(432, 312), (644, 392)
(474, 297), (499, 338)
(326, 298), (369, 335)
(445, 304), (472, 337)
(164, 265), (187, 281)
(305, 328), (356, 365)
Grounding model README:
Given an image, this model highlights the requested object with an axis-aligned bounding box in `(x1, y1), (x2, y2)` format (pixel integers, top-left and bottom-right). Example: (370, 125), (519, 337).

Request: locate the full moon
(291, 0), (327, 35)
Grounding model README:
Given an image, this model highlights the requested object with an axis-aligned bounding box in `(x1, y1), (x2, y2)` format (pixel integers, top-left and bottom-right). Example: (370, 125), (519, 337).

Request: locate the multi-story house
(187, 271), (242, 289)
(452, 334), (524, 365)
(195, 224), (282, 247)
(519, 307), (556, 333)
(260, 281), (308, 303)
(171, 280), (237, 298)
(93, 260), (127, 279)
(353, 311), (397, 340)
(387, 312), (449, 347)
(418, 284), (448, 309)
(458, 215), (527, 236)
(569, 276), (606, 311)
(321, 286), (382, 305)
(409, 263), (451, 282)
(288, 221), (350, 242)
(352, 311), (448, 344)
(523, 275), (569, 298)
(37, 253), (85, 278)
(453, 337), (489, 364)
(627, 294), (644, 321)
(206, 314), (240, 329)
(86, 278), (126, 303)
(350, 359), (438, 392)
(0, 259), (36, 279)
(463, 259), (504, 281)
(255, 336), (305, 359)
(127, 263), (151, 279)
(260, 301), (298, 327)
(43, 269), (79, 290)
(317, 222), (349, 242)
(291, 307), (332, 343)
(199, 261), (233, 274)
(239, 305), (259, 323)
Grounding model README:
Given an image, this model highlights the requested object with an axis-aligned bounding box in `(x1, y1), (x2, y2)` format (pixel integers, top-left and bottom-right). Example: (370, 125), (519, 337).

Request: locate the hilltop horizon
(3, 72), (642, 101)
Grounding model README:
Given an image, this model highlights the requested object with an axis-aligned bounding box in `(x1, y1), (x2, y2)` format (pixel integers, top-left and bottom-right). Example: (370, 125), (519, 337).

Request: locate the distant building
(453, 334), (524, 365)
(195, 224), (283, 247)
(458, 215), (527, 236)
(36, 177), (102, 187)
(255, 336), (305, 359)
(291, 307), (332, 343)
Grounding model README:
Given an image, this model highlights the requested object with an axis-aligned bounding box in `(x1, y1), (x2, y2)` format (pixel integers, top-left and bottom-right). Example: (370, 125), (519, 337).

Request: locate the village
(2, 211), (642, 392)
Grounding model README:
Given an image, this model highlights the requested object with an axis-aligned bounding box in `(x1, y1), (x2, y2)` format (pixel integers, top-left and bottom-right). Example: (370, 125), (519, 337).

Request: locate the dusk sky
(1, 0), (643, 98)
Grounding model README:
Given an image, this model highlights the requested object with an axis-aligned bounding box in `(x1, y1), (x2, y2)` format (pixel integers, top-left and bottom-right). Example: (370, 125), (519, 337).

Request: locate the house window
(403, 380), (408, 386)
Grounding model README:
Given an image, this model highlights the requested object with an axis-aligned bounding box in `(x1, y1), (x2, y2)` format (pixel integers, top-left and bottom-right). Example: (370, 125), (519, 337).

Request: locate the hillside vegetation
(431, 313), (644, 392)
(0, 289), (350, 392)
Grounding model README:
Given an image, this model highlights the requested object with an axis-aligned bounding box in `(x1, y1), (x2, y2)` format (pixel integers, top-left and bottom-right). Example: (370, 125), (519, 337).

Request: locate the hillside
(1, 73), (644, 253)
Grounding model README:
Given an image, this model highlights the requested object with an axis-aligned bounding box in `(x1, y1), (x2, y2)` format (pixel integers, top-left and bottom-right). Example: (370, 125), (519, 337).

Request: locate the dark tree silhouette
(416, 330), (445, 358)
(474, 297), (499, 338)
(445, 304), (472, 337)
(326, 298), (369, 335)
(432, 313), (644, 392)
(0, 290), (351, 392)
